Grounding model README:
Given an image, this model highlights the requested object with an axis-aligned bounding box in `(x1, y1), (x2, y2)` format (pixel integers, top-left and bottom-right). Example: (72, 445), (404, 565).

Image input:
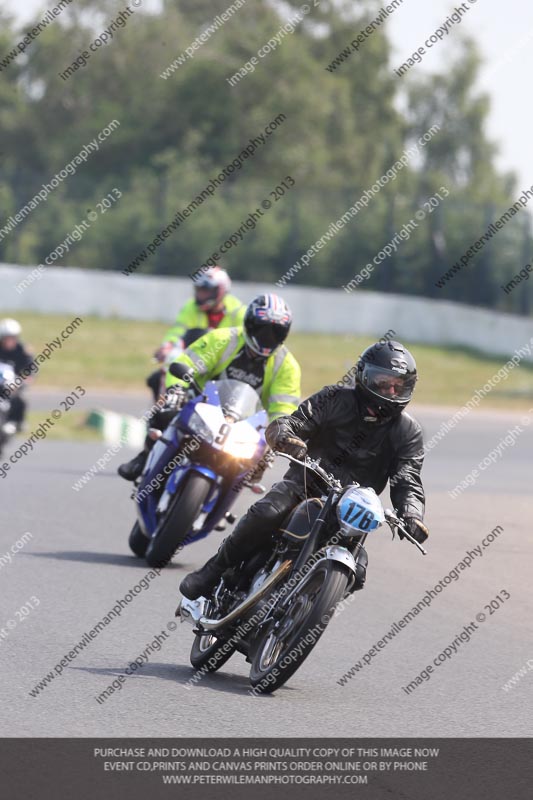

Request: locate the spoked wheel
(190, 601), (237, 672)
(190, 631), (236, 672)
(249, 561), (349, 694)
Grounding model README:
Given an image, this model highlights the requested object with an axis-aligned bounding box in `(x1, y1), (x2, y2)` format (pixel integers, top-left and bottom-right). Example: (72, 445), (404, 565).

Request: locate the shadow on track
(25, 550), (188, 570)
(74, 663), (294, 697)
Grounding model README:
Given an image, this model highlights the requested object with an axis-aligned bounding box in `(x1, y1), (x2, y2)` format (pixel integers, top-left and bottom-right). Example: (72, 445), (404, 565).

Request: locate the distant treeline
(0, 0), (530, 315)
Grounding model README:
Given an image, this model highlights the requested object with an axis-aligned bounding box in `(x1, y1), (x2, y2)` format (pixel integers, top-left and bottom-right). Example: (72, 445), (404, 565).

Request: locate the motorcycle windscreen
(207, 379), (265, 421)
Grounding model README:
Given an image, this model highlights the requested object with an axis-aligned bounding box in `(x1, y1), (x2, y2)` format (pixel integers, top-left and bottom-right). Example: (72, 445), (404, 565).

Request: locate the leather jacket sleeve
(388, 416), (425, 520)
(266, 386), (333, 447)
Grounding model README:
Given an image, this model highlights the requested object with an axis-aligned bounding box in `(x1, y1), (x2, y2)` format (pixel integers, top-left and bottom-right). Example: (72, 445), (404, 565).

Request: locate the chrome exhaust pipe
(177, 559), (292, 631)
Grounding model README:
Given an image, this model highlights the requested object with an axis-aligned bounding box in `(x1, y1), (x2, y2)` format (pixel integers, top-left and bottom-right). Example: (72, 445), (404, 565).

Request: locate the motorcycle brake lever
(384, 509), (427, 554)
(393, 518), (427, 555)
(403, 531), (428, 555)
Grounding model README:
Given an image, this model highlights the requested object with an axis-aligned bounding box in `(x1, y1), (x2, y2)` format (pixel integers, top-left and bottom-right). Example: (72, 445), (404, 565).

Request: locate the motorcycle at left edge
(0, 362), (18, 457)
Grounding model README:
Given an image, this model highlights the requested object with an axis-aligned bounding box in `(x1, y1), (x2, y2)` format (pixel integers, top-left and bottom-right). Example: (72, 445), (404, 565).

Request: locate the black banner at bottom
(3, 738), (532, 799)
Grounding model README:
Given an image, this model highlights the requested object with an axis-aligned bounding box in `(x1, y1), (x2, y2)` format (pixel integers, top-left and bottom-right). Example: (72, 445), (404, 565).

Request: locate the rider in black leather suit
(180, 340), (429, 600)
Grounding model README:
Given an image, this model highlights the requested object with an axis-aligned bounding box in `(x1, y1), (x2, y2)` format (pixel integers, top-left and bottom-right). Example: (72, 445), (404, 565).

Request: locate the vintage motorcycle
(128, 361), (269, 568)
(177, 452), (427, 693)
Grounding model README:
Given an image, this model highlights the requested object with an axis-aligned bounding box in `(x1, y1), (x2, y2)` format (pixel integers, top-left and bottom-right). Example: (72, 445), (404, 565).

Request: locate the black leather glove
(400, 516), (429, 544)
(277, 434), (307, 460)
(266, 419), (308, 460)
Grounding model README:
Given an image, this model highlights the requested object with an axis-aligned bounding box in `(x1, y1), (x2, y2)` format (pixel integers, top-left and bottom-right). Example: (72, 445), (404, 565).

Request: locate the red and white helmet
(194, 266), (231, 311)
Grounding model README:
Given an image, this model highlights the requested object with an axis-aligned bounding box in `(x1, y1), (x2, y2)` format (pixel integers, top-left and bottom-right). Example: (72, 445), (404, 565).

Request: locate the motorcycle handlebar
(274, 454), (427, 555)
(273, 451), (344, 490)
(384, 509), (427, 555)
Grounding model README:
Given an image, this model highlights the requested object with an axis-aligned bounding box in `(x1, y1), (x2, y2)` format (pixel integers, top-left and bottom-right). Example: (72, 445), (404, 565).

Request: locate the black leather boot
(179, 542), (233, 599)
(117, 450), (148, 481)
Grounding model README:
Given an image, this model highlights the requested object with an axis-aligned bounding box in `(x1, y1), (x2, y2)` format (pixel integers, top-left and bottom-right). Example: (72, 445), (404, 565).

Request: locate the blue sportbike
(128, 364), (269, 568)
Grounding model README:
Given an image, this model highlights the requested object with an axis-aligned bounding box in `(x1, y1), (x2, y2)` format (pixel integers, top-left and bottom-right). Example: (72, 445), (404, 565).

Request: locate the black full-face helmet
(355, 340), (417, 420)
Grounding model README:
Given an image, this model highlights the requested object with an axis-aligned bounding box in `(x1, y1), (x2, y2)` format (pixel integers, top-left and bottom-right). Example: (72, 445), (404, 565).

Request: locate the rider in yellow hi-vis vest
(166, 326), (300, 421)
(119, 294), (300, 481)
(147, 266), (246, 402)
(162, 290), (245, 344)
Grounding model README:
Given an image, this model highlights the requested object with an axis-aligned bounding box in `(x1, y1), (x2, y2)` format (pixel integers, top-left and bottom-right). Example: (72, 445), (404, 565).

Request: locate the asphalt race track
(1, 393), (531, 737)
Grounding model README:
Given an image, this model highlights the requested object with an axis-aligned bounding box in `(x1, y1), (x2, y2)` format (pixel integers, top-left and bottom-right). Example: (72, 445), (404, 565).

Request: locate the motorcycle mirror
(169, 362), (192, 381)
(169, 362), (203, 395)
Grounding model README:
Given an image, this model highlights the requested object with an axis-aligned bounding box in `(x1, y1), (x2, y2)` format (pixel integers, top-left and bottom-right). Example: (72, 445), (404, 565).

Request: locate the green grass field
(6, 312), (533, 412)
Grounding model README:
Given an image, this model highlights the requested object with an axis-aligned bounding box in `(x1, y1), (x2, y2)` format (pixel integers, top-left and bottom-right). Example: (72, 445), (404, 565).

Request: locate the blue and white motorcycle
(128, 362), (269, 568)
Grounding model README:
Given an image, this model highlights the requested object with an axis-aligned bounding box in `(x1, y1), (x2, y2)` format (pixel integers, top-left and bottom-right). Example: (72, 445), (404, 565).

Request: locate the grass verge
(3, 311), (533, 410)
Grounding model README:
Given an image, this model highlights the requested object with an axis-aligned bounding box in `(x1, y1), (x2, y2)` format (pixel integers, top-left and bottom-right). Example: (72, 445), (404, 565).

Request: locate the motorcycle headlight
(187, 411), (214, 444)
(336, 485), (384, 535)
(223, 425), (260, 460)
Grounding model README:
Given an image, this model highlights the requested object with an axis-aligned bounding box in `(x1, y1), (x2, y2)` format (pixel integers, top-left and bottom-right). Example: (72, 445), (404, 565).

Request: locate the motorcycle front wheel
(189, 595), (241, 672)
(145, 472), (212, 568)
(128, 521), (149, 558)
(249, 561), (349, 694)
(190, 631), (237, 672)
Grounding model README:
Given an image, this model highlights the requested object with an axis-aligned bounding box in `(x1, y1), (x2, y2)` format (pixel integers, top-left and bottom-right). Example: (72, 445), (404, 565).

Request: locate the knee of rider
(249, 498), (286, 526)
